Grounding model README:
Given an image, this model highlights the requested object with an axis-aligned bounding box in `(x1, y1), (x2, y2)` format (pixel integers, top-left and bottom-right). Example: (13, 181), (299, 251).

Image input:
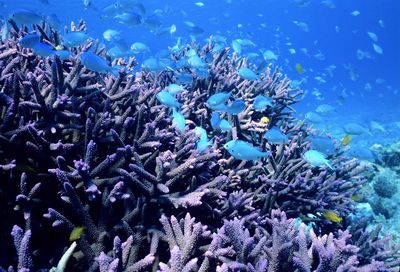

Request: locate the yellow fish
(323, 211), (342, 223)
(69, 226), (86, 241)
(261, 116), (270, 123)
(351, 195), (363, 201)
(295, 63), (304, 75)
(341, 134), (352, 146)
(55, 45), (63, 50)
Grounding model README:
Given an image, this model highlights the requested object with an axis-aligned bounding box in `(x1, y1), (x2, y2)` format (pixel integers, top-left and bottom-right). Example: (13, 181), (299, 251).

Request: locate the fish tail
(261, 151), (271, 157)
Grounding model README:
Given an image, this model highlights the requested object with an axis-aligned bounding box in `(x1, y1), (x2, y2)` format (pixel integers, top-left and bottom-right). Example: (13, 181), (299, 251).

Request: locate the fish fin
(325, 162), (334, 170)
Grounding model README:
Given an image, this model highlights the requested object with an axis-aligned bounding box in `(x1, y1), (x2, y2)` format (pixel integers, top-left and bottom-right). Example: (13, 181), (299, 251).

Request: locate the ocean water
(1, 0), (398, 145)
(1, 0), (400, 269)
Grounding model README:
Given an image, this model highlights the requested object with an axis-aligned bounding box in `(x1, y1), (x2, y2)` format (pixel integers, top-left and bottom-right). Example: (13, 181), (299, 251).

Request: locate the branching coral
(0, 18), (398, 271)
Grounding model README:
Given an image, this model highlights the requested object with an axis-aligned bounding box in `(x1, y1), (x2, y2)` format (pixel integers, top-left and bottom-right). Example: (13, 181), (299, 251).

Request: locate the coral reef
(373, 169), (398, 198)
(0, 19), (399, 271)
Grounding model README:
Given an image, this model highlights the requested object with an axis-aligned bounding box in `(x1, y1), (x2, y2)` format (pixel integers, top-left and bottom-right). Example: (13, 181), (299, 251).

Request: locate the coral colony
(0, 19), (399, 272)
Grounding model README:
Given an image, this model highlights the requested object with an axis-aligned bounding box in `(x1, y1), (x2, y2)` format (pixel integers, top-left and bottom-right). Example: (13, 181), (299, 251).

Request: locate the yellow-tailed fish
(323, 210), (342, 223)
(261, 116), (270, 123)
(341, 134), (352, 146)
(351, 195), (363, 201)
(69, 226), (86, 241)
(295, 63), (304, 75)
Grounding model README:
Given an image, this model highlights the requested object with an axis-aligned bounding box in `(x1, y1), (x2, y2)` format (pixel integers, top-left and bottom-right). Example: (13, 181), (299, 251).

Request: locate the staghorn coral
(0, 18), (398, 271)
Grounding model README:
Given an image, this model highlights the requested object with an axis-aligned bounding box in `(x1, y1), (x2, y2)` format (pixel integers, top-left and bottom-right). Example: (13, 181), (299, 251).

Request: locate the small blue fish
(303, 150), (333, 170)
(188, 55), (206, 69)
(172, 108), (185, 131)
(232, 39), (242, 54)
(1, 22), (10, 42)
(210, 112), (221, 130)
(142, 58), (161, 72)
(219, 119), (232, 132)
(308, 135), (336, 156)
(10, 9), (42, 25)
(54, 50), (72, 61)
(224, 140), (270, 160)
(194, 127), (208, 142)
(224, 100), (246, 115)
(197, 139), (212, 152)
(32, 42), (54, 57)
(315, 104), (335, 114)
(346, 146), (380, 163)
(80, 51), (111, 73)
(207, 92), (231, 107)
(343, 123), (369, 135)
(19, 34), (40, 48)
(108, 46), (128, 59)
(238, 67), (259, 81)
(195, 126), (211, 152)
(305, 112), (323, 123)
(130, 42), (148, 54)
(264, 127), (288, 144)
(63, 32), (89, 47)
(83, 0), (91, 9)
(165, 84), (184, 95)
(156, 91), (181, 108)
(176, 72), (193, 85)
(114, 12), (142, 26)
(195, 68), (209, 78)
(253, 94), (272, 111)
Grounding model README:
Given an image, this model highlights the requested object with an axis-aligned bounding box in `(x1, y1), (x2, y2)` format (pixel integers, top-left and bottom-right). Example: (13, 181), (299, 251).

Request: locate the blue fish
(224, 140), (270, 160)
(172, 108), (185, 131)
(207, 92), (231, 107)
(264, 127), (288, 144)
(224, 100), (246, 115)
(195, 127), (211, 152)
(156, 91), (181, 108)
(303, 150), (333, 170)
(54, 50), (72, 61)
(165, 84), (184, 95)
(346, 146), (381, 163)
(343, 123), (370, 135)
(114, 12), (142, 26)
(32, 42), (54, 57)
(305, 112), (323, 124)
(80, 52), (111, 73)
(308, 135), (336, 156)
(19, 34), (40, 48)
(176, 72), (193, 85)
(1, 22), (9, 43)
(63, 32), (89, 47)
(253, 94), (273, 111)
(219, 119), (232, 132)
(238, 67), (259, 81)
(188, 55), (206, 69)
(195, 68), (209, 78)
(195, 127), (208, 142)
(210, 112), (221, 130)
(10, 9), (42, 25)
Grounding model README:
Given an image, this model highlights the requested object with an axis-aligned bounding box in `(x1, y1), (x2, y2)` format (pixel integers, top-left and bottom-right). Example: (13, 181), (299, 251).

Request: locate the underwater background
(1, 0), (400, 271)
(2, 0), (399, 144)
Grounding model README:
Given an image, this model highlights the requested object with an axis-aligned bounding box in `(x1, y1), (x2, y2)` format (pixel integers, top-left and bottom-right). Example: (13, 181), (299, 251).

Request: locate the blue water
(1, 0), (399, 145)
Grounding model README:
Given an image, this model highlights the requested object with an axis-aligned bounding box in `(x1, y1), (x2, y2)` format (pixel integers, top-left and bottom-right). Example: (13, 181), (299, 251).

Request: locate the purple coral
(0, 17), (397, 272)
